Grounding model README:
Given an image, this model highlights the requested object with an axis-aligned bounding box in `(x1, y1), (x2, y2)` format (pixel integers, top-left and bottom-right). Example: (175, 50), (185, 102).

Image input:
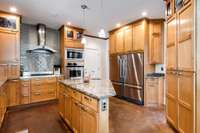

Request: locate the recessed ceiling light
(67, 22), (71, 25)
(142, 12), (147, 17)
(10, 7), (17, 13)
(116, 23), (121, 28)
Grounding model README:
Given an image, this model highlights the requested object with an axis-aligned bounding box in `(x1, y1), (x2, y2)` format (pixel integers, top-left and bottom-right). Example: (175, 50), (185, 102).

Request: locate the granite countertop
(60, 79), (116, 100)
(20, 74), (64, 80)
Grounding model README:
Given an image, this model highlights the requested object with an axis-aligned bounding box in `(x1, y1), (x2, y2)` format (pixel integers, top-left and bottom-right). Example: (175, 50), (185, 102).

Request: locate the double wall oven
(65, 48), (84, 79)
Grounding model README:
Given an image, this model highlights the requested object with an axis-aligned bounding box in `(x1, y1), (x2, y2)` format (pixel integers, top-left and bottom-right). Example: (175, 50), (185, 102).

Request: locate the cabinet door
(149, 21), (163, 64)
(0, 64), (8, 81)
(166, 71), (178, 129)
(80, 106), (97, 133)
(0, 31), (20, 62)
(109, 32), (116, 54)
(20, 80), (30, 104)
(7, 80), (20, 106)
(7, 63), (20, 79)
(133, 21), (145, 51)
(115, 29), (124, 53)
(58, 85), (65, 117)
(71, 99), (81, 133)
(124, 25), (133, 52)
(167, 17), (177, 70)
(46, 83), (56, 100)
(178, 72), (194, 133)
(64, 92), (71, 126)
(177, 4), (194, 71)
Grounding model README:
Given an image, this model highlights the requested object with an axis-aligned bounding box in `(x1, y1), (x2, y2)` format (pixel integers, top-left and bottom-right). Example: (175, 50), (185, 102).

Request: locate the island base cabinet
(71, 99), (81, 133)
(80, 106), (98, 133)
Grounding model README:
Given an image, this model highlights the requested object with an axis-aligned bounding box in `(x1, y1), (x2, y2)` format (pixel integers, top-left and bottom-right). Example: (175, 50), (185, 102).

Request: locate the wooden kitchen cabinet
(115, 29), (124, 53)
(145, 77), (164, 107)
(166, 71), (178, 128)
(7, 79), (20, 106)
(109, 32), (116, 54)
(0, 64), (8, 81)
(177, 3), (194, 71)
(71, 99), (81, 133)
(0, 84), (8, 128)
(20, 79), (30, 104)
(59, 84), (65, 118)
(124, 25), (133, 52)
(149, 20), (164, 64)
(80, 105), (98, 133)
(133, 20), (145, 51)
(64, 88), (72, 126)
(7, 63), (20, 79)
(167, 17), (177, 70)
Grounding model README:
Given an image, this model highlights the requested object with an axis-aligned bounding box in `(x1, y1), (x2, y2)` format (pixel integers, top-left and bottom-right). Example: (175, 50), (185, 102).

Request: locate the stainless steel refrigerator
(110, 53), (144, 105)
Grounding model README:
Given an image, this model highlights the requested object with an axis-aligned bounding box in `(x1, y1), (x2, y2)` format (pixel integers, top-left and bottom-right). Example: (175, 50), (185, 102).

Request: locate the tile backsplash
(20, 23), (60, 72)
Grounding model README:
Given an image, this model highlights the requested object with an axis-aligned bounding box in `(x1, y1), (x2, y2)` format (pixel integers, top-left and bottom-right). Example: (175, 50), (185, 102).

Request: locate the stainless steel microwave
(65, 48), (84, 61)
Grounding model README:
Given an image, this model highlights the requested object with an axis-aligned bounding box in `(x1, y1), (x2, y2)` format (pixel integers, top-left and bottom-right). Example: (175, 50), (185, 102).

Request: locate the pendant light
(81, 4), (88, 45)
(98, 0), (106, 38)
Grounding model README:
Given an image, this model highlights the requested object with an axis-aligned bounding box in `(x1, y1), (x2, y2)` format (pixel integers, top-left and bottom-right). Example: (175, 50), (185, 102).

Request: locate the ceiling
(0, 0), (165, 36)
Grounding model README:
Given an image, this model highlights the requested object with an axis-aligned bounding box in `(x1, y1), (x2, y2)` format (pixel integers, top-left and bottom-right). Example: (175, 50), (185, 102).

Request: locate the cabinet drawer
(71, 90), (82, 101)
(31, 91), (45, 103)
(31, 78), (44, 85)
(46, 77), (56, 83)
(82, 94), (98, 112)
(31, 85), (43, 92)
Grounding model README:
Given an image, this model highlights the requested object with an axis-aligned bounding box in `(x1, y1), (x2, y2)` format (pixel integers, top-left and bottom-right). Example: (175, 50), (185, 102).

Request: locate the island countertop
(59, 79), (116, 100)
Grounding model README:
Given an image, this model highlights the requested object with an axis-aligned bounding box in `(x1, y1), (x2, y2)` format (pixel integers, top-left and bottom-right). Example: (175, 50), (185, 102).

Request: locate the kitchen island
(59, 79), (116, 133)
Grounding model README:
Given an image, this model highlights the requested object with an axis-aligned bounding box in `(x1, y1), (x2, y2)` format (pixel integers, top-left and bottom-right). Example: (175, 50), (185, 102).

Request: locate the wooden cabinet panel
(177, 4), (194, 71)
(59, 84), (65, 117)
(167, 18), (177, 70)
(166, 71), (177, 97)
(71, 90), (82, 102)
(124, 25), (133, 52)
(109, 32), (116, 54)
(149, 21), (163, 64)
(20, 80), (30, 104)
(133, 21), (145, 51)
(0, 64), (8, 81)
(7, 80), (20, 106)
(7, 63), (20, 79)
(166, 96), (178, 128)
(64, 90), (71, 126)
(71, 99), (81, 133)
(46, 83), (56, 100)
(0, 31), (20, 62)
(178, 72), (193, 109)
(178, 104), (193, 133)
(82, 94), (98, 112)
(115, 29), (124, 53)
(0, 85), (8, 127)
(80, 106), (98, 133)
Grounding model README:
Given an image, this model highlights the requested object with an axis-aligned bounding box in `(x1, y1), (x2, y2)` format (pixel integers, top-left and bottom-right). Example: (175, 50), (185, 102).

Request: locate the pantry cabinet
(177, 4), (194, 71)
(165, 0), (194, 132)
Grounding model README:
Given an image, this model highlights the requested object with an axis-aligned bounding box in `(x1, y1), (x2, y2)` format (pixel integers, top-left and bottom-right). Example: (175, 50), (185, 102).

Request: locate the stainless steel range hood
(27, 24), (56, 53)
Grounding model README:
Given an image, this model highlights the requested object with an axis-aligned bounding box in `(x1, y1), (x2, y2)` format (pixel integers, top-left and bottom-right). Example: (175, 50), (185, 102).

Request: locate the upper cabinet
(133, 20), (145, 51)
(109, 19), (164, 65)
(60, 25), (84, 49)
(149, 20), (164, 64)
(0, 12), (20, 63)
(124, 25), (133, 52)
(109, 32), (116, 54)
(115, 29), (124, 53)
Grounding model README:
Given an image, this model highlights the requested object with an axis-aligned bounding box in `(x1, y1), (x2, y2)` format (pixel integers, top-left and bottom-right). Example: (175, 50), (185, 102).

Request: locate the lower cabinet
(0, 83), (8, 127)
(166, 71), (194, 133)
(7, 79), (20, 106)
(58, 84), (99, 133)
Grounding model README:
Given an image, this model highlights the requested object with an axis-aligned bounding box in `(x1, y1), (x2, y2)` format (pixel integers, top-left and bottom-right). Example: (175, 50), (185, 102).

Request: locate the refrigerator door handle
(118, 57), (122, 78)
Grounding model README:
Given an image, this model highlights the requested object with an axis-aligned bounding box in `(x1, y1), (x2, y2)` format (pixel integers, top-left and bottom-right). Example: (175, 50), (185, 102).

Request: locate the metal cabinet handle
(34, 92), (41, 95)
(84, 96), (92, 102)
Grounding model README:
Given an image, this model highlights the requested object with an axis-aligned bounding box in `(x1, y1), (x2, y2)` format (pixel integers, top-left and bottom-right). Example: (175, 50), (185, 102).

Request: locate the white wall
(84, 36), (109, 80)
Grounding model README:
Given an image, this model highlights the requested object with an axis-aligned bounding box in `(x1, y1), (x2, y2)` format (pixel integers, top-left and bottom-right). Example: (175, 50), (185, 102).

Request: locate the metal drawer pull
(84, 96), (92, 102)
(34, 92), (41, 95)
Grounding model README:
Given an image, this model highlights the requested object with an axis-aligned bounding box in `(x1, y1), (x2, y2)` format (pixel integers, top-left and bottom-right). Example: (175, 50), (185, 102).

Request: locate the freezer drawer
(123, 84), (144, 105)
(112, 82), (122, 97)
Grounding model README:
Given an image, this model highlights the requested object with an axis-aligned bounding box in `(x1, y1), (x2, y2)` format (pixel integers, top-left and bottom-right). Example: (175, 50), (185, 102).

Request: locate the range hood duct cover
(27, 24), (56, 53)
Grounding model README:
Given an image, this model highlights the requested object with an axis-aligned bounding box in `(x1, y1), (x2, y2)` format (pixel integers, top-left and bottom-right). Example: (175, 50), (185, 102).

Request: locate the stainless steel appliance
(65, 48), (84, 61)
(66, 62), (84, 79)
(110, 53), (144, 105)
